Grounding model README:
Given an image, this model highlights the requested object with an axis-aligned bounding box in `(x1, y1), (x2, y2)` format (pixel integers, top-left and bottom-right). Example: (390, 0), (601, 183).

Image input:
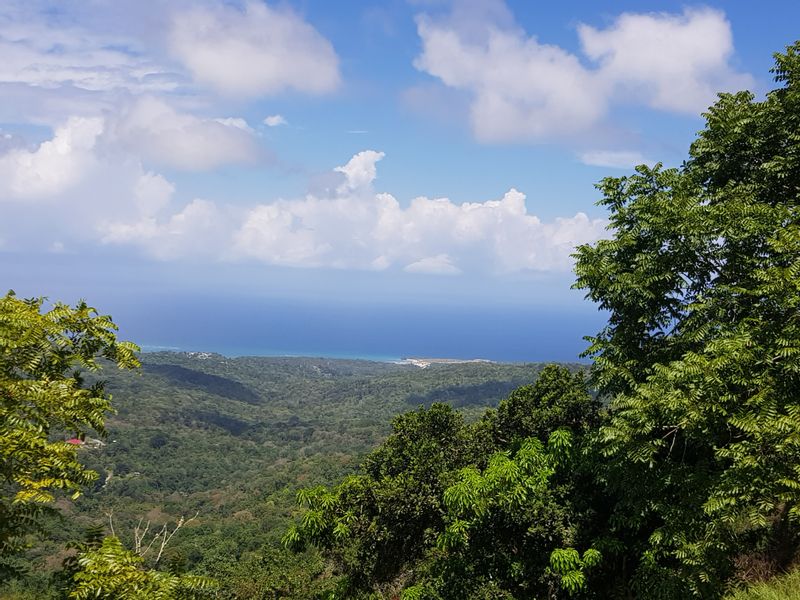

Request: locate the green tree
(493, 364), (598, 445)
(574, 42), (800, 596)
(429, 429), (597, 599)
(67, 534), (216, 599)
(285, 369), (599, 599)
(285, 403), (481, 597)
(0, 292), (139, 574)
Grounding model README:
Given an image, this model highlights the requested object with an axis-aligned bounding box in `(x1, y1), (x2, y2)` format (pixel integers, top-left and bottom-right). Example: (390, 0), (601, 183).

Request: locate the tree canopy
(573, 40), (800, 596)
(0, 292), (139, 575)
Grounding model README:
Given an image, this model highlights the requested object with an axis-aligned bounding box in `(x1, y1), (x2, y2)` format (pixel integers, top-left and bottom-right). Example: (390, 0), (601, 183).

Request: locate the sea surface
(5, 250), (606, 364)
(124, 299), (606, 364)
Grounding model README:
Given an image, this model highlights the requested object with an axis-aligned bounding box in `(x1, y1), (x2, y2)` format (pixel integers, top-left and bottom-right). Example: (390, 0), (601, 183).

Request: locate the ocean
(121, 298), (606, 364)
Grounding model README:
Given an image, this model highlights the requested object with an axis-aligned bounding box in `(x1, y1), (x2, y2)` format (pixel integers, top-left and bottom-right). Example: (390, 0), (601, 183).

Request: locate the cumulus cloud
(415, 16), (605, 141)
(0, 111), (232, 259)
(230, 151), (606, 273)
(335, 150), (385, 192)
(94, 150), (607, 272)
(0, 120), (187, 254)
(0, 124), (604, 273)
(102, 198), (229, 261)
(109, 97), (259, 171)
(578, 8), (752, 113)
(133, 171), (175, 216)
(414, 3), (753, 142)
(0, 116), (104, 199)
(264, 115), (288, 127)
(169, 1), (341, 98)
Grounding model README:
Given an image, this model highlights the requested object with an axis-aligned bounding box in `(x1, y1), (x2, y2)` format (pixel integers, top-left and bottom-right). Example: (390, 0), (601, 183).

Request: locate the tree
(285, 369), (600, 599)
(0, 291), (139, 574)
(67, 534), (216, 600)
(284, 403), (481, 597)
(573, 42), (800, 596)
(428, 429), (596, 600)
(492, 364), (598, 445)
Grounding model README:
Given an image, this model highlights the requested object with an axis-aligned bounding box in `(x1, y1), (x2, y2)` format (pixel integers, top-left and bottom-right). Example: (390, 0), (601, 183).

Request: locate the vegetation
(66, 533), (217, 600)
(0, 292), (138, 577)
(0, 293), (216, 598)
(285, 366), (601, 598)
(572, 40), (800, 596)
(0, 340), (548, 597)
(725, 568), (800, 600)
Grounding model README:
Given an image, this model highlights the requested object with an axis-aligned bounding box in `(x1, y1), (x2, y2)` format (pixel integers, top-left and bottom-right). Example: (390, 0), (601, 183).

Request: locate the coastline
(138, 345), (497, 366)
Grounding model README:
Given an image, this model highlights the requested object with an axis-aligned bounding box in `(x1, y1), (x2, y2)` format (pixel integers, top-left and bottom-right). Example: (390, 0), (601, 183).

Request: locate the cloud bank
(105, 150), (606, 273)
(0, 119), (605, 273)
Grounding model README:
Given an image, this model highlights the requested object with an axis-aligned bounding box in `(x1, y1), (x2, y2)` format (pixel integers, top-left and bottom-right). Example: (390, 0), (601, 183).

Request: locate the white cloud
(0, 10), (178, 95)
(102, 150), (606, 273)
(0, 2), (185, 125)
(579, 150), (652, 169)
(229, 151), (606, 273)
(0, 1), (339, 129)
(0, 116), (103, 199)
(578, 8), (752, 113)
(169, 1), (341, 98)
(0, 115), (186, 251)
(0, 132), (605, 273)
(415, 16), (605, 141)
(110, 96), (259, 171)
(133, 171), (175, 216)
(0, 99), (257, 206)
(264, 114), (288, 127)
(335, 150), (385, 192)
(102, 198), (228, 261)
(414, 4), (753, 142)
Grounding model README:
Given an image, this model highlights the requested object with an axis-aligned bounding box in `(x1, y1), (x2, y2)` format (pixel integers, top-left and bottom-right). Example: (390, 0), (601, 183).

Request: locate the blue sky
(1, 0), (797, 360)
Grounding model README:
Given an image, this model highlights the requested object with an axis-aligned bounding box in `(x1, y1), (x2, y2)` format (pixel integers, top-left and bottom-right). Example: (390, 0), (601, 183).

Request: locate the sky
(1, 0), (797, 361)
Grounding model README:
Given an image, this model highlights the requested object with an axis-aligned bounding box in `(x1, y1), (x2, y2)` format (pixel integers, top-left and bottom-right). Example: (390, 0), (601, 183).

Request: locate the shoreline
(138, 347), (499, 366)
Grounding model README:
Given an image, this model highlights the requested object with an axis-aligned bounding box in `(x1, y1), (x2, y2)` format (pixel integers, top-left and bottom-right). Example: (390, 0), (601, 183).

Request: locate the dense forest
(1, 347), (553, 597)
(3, 42), (800, 599)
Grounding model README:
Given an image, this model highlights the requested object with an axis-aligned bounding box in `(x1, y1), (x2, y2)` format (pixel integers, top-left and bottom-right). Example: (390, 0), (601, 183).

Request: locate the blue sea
(120, 298), (605, 364)
(3, 253), (607, 364)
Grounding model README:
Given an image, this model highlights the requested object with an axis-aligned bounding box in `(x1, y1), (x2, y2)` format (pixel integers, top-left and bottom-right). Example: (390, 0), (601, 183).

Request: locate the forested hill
(8, 352), (561, 597)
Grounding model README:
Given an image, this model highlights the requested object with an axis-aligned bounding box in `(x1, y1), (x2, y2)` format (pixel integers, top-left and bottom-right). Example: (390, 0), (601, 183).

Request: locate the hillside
(6, 352), (561, 596)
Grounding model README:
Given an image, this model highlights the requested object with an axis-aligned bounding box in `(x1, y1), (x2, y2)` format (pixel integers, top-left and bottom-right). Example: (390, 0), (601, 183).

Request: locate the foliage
(1, 348), (548, 597)
(284, 403), (482, 596)
(573, 42), (800, 596)
(431, 430), (595, 598)
(286, 369), (598, 598)
(211, 545), (335, 600)
(0, 291), (139, 575)
(67, 534), (216, 599)
(493, 364), (599, 445)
